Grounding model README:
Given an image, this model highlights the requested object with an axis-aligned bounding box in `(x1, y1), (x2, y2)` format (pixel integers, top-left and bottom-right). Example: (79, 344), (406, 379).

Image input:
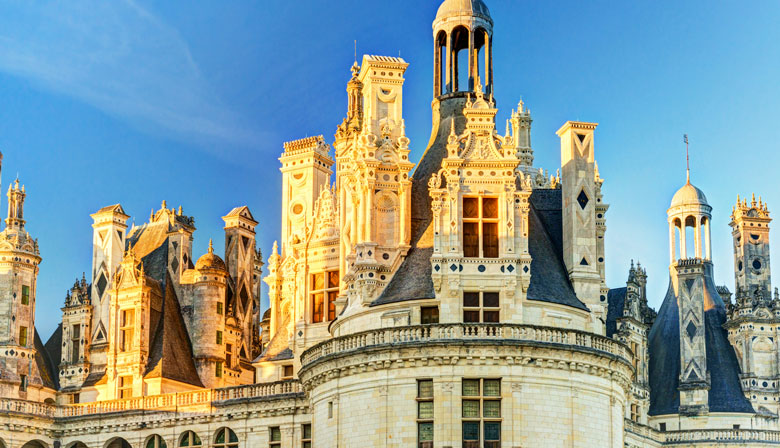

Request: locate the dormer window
(463, 197), (499, 258)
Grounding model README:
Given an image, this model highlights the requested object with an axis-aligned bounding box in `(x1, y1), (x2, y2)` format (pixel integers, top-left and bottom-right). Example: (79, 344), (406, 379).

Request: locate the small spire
(450, 118), (456, 136)
(752, 193), (757, 207)
(178, 205), (183, 216)
(208, 239), (214, 254)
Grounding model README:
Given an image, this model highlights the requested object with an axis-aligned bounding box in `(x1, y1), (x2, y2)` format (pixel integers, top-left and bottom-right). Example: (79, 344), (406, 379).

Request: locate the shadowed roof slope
(648, 274), (753, 415)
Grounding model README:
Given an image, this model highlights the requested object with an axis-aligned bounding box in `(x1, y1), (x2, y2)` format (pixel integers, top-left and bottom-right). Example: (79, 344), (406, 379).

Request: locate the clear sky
(1, 0), (779, 339)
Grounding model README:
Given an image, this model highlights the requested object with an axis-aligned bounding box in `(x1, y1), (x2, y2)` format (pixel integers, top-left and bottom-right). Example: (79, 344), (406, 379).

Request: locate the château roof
(648, 273), (753, 416)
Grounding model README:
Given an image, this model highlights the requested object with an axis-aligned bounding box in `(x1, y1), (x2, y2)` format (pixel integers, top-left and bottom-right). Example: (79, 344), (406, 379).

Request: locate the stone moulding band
(300, 323), (633, 369)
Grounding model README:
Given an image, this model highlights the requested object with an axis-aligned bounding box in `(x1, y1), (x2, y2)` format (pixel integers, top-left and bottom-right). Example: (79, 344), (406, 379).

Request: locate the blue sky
(0, 0), (779, 338)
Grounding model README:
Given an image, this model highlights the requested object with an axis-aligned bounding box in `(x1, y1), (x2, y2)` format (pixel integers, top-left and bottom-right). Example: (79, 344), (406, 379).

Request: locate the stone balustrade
(0, 380), (303, 419)
(664, 428), (780, 444)
(301, 323), (633, 367)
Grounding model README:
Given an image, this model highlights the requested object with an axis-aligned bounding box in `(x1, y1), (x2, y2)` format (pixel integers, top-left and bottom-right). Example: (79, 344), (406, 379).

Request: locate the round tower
(191, 240), (228, 388)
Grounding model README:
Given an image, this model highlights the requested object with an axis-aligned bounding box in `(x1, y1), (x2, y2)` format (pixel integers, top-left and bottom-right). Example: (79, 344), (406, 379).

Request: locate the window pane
(303, 424), (312, 439)
(312, 273), (324, 291)
(228, 430), (238, 443)
(483, 380), (501, 397)
(418, 422), (433, 442)
(482, 222), (499, 258)
(421, 307), (439, 325)
(484, 422), (501, 441)
(464, 292), (480, 307)
(462, 400), (480, 418)
(483, 400), (501, 418)
(327, 291), (338, 321)
(463, 421), (480, 441)
(462, 379), (480, 396)
(463, 197), (479, 219)
(463, 222), (479, 257)
(418, 380), (433, 398)
(328, 271), (340, 288)
(270, 427), (280, 442)
(303, 443), (311, 448)
(216, 430), (225, 444)
(483, 292), (499, 308)
(482, 198), (498, 219)
(312, 293), (324, 322)
(418, 401), (434, 419)
(463, 310), (480, 323)
(483, 311), (499, 323)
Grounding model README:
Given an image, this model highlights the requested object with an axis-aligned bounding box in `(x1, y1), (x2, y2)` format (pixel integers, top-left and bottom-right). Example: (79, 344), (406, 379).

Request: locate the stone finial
(208, 239), (214, 254)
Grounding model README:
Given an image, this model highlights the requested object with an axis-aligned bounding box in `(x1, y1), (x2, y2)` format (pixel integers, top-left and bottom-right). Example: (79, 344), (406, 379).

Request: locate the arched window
(214, 428), (239, 448)
(179, 431), (202, 447)
(145, 435), (167, 448)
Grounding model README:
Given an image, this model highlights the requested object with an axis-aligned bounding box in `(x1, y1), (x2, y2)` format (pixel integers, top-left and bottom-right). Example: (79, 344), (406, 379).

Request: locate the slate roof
(36, 328), (59, 390)
(254, 313), (293, 363)
(526, 189), (587, 311)
(648, 273), (753, 416)
(606, 288), (627, 338)
(373, 108), (584, 311)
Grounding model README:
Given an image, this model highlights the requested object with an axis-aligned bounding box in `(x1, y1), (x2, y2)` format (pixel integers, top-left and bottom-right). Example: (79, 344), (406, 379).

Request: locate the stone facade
(2, 1), (780, 447)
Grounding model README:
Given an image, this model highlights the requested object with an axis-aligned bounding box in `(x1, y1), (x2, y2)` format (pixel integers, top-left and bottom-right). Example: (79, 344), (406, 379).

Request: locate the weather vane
(684, 134), (690, 183)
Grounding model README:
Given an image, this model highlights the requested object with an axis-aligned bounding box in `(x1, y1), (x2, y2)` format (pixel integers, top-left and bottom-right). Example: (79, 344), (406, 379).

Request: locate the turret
(731, 195), (771, 299)
(0, 178), (47, 399)
(59, 274), (92, 395)
(189, 241), (229, 389)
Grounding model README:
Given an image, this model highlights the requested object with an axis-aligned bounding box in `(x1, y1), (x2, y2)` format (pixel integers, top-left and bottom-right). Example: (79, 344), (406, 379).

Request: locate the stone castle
(2, 1), (780, 447)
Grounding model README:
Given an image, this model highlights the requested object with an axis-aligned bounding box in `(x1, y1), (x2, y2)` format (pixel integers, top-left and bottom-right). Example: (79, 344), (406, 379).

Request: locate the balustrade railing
(301, 323), (633, 367)
(664, 428), (780, 443)
(0, 380), (302, 418)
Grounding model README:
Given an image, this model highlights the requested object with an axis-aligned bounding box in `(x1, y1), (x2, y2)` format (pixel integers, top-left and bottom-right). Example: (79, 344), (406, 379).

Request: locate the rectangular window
(216, 330), (223, 345)
(630, 403), (639, 422)
(19, 375), (27, 392)
(417, 379), (434, 448)
(463, 292), (500, 323)
(659, 423), (666, 432)
(462, 197), (499, 259)
(328, 401), (334, 419)
(302, 424), (312, 448)
(462, 379), (501, 448)
(71, 324), (81, 364)
(19, 326), (27, 347)
(73, 393), (80, 404)
(21, 285), (30, 305)
(421, 306), (439, 325)
(226, 343), (233, 368)
(216, 302), (224, 315)
(216, 361), (223, 378)
(269, 426), (281, 448)
(118, 375), (132, 399)
(310, 270), (339, 323)
(120, 309), (135, 352)
(282, 365), (294, 379)
(631, 341), (639, 377)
